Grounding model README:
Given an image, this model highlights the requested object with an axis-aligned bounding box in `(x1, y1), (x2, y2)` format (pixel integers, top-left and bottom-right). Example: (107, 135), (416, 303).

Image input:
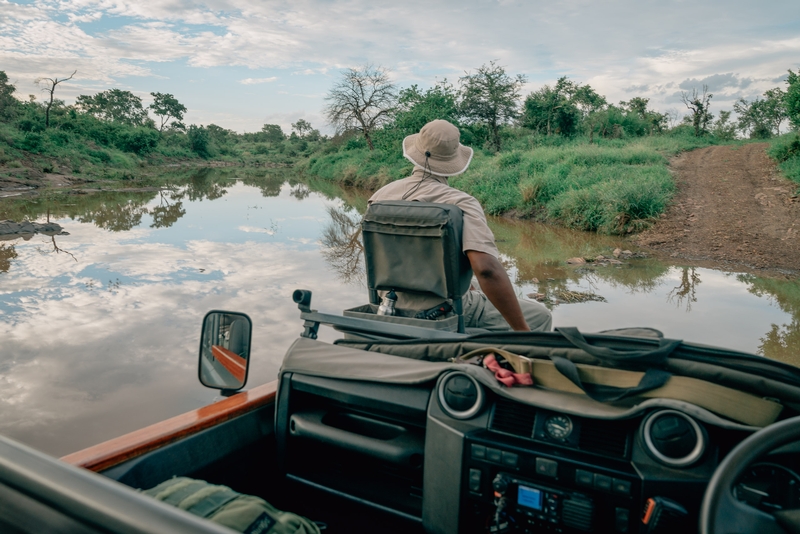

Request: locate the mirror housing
(198, 310), (252, 392)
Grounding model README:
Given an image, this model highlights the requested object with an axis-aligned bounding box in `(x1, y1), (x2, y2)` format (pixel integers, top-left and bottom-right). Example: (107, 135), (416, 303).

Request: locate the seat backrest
(361, 201), (473, 315)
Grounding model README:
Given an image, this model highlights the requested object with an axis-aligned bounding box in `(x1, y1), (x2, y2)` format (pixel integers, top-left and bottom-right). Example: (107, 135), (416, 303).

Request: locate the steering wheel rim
(700, 415), (800, 534)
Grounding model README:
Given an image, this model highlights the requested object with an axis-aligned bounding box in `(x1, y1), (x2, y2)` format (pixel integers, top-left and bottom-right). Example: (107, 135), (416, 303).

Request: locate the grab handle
(289, 410), (423, 466)
(556, 327), (682, 367)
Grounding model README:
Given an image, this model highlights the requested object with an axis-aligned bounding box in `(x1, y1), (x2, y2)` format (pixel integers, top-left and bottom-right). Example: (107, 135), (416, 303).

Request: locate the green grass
(768, 133), (800, 186)
(299, 128), (726, 234)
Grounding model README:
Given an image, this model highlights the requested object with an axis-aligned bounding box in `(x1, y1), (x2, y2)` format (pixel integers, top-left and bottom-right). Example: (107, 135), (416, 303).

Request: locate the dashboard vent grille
(578, 418), (630, 458)
(490, 398), (536, 438)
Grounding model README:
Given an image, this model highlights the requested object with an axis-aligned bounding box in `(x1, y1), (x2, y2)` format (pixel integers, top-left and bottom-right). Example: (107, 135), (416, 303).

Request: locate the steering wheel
(700, 415), (800, 534)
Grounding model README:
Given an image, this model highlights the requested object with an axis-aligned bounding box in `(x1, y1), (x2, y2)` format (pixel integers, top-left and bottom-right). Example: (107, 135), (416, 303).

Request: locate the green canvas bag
(143, 477), (320, 534)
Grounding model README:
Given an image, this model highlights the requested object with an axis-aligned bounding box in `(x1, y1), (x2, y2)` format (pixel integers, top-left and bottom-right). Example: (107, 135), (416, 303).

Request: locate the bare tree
(681, 85), (713, 137)
(320, 205), (364, 284)
(35, 70), (76, 128)
(324, 65), (397, 150)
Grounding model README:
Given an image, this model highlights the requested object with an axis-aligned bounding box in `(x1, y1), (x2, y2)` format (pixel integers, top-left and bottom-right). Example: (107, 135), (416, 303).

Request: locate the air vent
(562, 497), (594, 531)
(490, 398), (536, 438)
(579, 418), (630, 458)
(437, 372), (484, 419)
(642, 410), (705, 467)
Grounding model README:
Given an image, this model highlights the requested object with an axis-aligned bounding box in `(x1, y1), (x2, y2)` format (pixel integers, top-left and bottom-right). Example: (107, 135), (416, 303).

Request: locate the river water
(1, 168), (799, 457)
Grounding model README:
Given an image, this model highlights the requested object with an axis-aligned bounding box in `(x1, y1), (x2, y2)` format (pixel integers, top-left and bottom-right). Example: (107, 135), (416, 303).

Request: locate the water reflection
(0, 171), (799, 458)
(320, 205), (364, 285)
(0, 243), (17, 272)
(667, 267), (701, 312)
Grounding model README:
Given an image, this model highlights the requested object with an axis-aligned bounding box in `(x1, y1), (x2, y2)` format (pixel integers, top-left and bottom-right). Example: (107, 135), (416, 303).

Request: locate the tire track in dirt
(634, 143), (800, 275)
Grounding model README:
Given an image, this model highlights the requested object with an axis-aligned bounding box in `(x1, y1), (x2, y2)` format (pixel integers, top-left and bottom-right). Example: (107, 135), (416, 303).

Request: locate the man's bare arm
(466, 250), (530, 332)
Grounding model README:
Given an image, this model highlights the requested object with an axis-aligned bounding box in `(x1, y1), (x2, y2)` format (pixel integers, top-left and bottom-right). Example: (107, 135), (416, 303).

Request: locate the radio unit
(461, 436), (638, 533)
(502, 474), (594, 532)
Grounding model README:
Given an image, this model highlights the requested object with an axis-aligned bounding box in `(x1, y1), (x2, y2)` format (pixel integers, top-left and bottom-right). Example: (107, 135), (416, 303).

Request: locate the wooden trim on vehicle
(61, 381), (278, 472)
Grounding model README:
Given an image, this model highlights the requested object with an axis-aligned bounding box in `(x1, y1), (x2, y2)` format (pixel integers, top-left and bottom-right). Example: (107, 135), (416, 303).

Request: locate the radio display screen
(517, 485), (543, 510)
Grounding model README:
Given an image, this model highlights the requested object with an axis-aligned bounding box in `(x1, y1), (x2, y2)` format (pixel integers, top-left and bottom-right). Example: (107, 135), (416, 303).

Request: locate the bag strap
(556, 327), (682, 367)
(551, 354), (671, 402)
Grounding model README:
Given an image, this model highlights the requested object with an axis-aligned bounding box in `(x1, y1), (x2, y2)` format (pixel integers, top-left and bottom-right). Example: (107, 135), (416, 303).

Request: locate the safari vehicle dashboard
(274, 366), (790, 534)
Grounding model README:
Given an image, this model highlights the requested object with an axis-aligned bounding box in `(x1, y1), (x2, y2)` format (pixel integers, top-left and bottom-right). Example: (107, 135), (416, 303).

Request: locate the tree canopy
(149, 92), (186, 132)
(76, 89), (150, 126)
(459, 61), (525, 151)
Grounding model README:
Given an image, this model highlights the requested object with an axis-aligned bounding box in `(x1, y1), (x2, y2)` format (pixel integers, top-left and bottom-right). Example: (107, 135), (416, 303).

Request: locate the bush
(20, 133), (44, 152)
(768, 133), (800, 163)
(188, 125), (212, 158)
(114, 127), (159, 155)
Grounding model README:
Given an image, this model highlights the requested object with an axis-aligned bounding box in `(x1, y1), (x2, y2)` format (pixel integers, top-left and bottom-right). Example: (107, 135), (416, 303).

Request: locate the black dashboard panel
(275, 368), (796, 534)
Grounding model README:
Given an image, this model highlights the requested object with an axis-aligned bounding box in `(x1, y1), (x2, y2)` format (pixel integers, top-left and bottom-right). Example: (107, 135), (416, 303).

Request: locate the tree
(711, 110), (738, 140)
(261, 124), (285, 144)
(76, 89), (149, 126)
(734, 97), (773, 139)
(187, 125), (211, 158)
(149, 92), (186, 132)
(521, 77), (581, 137)
(375, 81), (460, 150)
(619, 96), (667, 134)
(786, 69), (800, 131)
(0, 71), (19, 122)
(681, 86), (713, 137)
(35, 70), (76, 127)
(763, 87), (788, 135)
(291, 119), (313, 137)
(325, 65), (397, 150)
(460, 61), (526, 151)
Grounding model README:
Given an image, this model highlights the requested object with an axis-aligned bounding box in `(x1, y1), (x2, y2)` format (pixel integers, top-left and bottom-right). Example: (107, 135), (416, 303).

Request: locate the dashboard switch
(613, 478), (632, 495)
(594, 474), (612, 491)
(575, 469), (594, 487)
(487, 448), (502, 463)
(615, 507), (630, 532)
(501, 451), (519, 467)
(468, 468), (482, 492)
(470, 444), (486, 459)
(536, 457), (558, 478)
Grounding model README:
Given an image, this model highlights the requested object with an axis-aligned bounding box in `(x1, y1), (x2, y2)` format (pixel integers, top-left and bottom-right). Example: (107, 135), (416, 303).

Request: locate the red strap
(483, 354), (534, 387)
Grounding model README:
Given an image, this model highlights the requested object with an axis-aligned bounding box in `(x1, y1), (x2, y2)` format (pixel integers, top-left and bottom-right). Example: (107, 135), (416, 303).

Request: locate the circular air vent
(437, 372), (484, 420)
(642, 410), (706, 467)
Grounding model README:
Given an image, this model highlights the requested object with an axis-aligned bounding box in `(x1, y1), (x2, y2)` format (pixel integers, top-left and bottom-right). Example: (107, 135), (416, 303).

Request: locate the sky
(1, 0), (799, 134)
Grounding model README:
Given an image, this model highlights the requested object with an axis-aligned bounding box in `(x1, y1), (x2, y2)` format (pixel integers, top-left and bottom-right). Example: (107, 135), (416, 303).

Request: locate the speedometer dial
(736, 462), (800, 511)
(544, 414), (573, 440)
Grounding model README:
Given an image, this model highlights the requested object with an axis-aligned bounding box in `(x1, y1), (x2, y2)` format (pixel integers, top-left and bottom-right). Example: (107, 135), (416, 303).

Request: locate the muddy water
(1, 169), (799, 456)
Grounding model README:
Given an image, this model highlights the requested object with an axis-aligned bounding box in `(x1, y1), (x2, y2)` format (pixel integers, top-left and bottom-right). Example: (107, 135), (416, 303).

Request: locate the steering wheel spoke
(711, 486), (785, 534)
(702, 415), (800, 534)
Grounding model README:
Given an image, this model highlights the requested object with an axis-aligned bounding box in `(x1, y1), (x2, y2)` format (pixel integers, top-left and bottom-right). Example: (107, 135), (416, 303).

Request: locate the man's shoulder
(369, 177), (414, 202)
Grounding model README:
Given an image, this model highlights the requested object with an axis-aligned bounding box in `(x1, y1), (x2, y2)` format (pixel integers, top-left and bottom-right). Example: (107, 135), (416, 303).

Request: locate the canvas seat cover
(362, 201), (472, 306)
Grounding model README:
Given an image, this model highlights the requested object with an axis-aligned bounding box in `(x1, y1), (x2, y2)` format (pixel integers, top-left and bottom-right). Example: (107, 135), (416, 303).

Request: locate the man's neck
(411, 167), (448, 184)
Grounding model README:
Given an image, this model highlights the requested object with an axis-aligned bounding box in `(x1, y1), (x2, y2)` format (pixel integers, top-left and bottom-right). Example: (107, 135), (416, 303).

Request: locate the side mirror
(198, 310), (252, 392)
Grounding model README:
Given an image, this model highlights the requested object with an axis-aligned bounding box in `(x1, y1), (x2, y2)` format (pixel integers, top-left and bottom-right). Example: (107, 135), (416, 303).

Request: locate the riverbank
(297, 129), (732, 234)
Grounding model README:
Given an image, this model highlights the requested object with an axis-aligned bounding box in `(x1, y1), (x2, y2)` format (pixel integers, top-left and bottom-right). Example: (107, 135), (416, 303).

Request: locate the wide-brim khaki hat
(402, 120), (474, 177)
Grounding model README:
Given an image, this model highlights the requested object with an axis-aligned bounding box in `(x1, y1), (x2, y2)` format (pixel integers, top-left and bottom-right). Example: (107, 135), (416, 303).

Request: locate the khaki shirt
(367, 167), (499, 310)
(368, 168), (499, 258)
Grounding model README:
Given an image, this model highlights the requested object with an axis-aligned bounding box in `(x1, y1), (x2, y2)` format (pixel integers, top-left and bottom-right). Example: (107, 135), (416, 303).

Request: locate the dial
(545, 414), (573, 440)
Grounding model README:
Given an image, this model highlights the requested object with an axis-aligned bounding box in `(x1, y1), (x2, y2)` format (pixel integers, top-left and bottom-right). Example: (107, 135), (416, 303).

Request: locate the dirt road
(634, 143), (800, 276)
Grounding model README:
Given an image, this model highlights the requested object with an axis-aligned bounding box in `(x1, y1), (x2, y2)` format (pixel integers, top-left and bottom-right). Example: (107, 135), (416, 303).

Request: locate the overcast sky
(2, 0), (799, 133)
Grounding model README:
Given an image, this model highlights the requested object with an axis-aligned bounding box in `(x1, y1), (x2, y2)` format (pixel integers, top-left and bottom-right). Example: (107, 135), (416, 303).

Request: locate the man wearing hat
(368, 119), (552, 332)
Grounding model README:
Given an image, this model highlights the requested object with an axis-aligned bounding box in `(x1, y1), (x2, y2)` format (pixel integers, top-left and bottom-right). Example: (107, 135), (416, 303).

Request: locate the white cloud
(1, 0), (798, 128)
(239, 77), (277, 85)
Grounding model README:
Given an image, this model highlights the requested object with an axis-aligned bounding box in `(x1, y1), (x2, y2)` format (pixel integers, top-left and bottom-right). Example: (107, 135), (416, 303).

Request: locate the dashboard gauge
(544, 414), (573, 440)
(736, 462), (800, 511)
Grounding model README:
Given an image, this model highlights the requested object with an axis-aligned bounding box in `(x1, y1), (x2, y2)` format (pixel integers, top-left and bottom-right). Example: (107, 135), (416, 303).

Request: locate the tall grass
(299, 128), (723, 234)
(768, 133), (800, 186)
